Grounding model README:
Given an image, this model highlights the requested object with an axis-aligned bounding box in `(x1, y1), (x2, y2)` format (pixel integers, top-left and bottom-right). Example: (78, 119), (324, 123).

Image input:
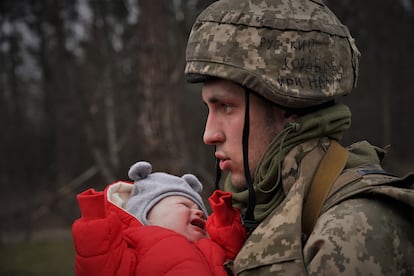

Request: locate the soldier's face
(202, 79), (286, 189)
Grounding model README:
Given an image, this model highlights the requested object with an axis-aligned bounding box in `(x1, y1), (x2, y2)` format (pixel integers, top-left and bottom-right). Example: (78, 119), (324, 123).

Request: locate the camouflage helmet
(185, 0), (360, 109)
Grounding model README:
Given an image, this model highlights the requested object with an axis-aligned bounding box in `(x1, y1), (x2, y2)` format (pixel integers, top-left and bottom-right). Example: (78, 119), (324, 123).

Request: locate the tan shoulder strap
(302, 140), (349, 238)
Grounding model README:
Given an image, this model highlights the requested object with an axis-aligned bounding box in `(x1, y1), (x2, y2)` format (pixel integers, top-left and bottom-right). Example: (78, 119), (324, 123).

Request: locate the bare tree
(135, 0), (189, 172)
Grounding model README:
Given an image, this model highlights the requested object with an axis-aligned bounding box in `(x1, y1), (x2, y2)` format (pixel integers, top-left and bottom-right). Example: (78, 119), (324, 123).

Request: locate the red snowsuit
(72, 181), (246, 276)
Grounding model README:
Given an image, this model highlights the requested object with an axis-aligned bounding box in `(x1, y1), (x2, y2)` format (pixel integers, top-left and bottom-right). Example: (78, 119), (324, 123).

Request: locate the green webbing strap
(302, 140), (349, 238)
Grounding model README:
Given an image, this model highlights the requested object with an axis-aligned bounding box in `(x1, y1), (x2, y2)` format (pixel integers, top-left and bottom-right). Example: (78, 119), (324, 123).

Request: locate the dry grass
(0, 238), (74, 276)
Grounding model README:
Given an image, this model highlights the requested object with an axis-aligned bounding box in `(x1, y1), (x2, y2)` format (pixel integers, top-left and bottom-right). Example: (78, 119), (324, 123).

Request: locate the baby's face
(147, 195), (208, 242)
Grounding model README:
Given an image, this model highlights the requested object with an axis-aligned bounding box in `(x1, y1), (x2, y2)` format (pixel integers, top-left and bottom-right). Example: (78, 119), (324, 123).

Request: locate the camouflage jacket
(233, 138), (414, 275)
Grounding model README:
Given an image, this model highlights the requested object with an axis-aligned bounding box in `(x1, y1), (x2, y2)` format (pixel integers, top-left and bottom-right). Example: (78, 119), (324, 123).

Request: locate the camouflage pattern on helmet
(185, 0), (360, 108)
(233, 138), (414, 275)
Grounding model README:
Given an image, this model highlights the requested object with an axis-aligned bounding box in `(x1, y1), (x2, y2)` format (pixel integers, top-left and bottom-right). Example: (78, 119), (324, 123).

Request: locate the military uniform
(184, 0), (414, 274)
(234, 138), (414, 275)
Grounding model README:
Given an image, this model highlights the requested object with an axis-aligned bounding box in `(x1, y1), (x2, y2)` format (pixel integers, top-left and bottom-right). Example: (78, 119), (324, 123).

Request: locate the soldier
(185, 0), (414, 275)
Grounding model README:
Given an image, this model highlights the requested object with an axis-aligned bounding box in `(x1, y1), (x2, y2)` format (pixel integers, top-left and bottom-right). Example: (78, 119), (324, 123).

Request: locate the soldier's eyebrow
(207, 96), (219, 103)
(202, 95), (219, 105)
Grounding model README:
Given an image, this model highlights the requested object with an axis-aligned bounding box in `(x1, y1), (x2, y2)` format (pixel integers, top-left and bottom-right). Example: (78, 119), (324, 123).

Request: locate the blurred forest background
(0, 0), (413, 258)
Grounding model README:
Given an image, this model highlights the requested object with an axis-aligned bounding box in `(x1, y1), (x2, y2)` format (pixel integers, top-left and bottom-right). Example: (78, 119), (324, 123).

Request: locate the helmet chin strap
(242, 89), (257, 234)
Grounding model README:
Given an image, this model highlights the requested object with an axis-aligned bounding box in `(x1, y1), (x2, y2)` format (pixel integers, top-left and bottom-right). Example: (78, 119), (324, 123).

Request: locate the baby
(125, 161), (210, 243)
(73, 161), (247, 276)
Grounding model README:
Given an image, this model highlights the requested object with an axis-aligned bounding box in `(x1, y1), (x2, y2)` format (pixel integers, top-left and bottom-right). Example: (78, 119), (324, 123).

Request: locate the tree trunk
(136, 0), (188, 172)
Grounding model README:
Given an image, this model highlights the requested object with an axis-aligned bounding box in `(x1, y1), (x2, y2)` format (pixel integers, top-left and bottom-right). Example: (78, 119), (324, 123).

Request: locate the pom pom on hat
(125, 161), (208, 225)
(128, 161), (152, 181)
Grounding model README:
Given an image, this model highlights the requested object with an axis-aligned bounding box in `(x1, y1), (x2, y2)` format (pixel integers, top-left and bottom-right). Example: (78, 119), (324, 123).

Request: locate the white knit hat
(125, 161), (208, 224)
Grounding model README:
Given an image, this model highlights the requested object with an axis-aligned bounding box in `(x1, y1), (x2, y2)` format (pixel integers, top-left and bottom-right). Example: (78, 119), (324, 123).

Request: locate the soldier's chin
(230, 174), (248, 191)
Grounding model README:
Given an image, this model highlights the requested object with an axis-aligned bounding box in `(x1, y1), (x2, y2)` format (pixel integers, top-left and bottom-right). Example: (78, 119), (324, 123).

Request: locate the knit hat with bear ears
(125, 161), (208, 225)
